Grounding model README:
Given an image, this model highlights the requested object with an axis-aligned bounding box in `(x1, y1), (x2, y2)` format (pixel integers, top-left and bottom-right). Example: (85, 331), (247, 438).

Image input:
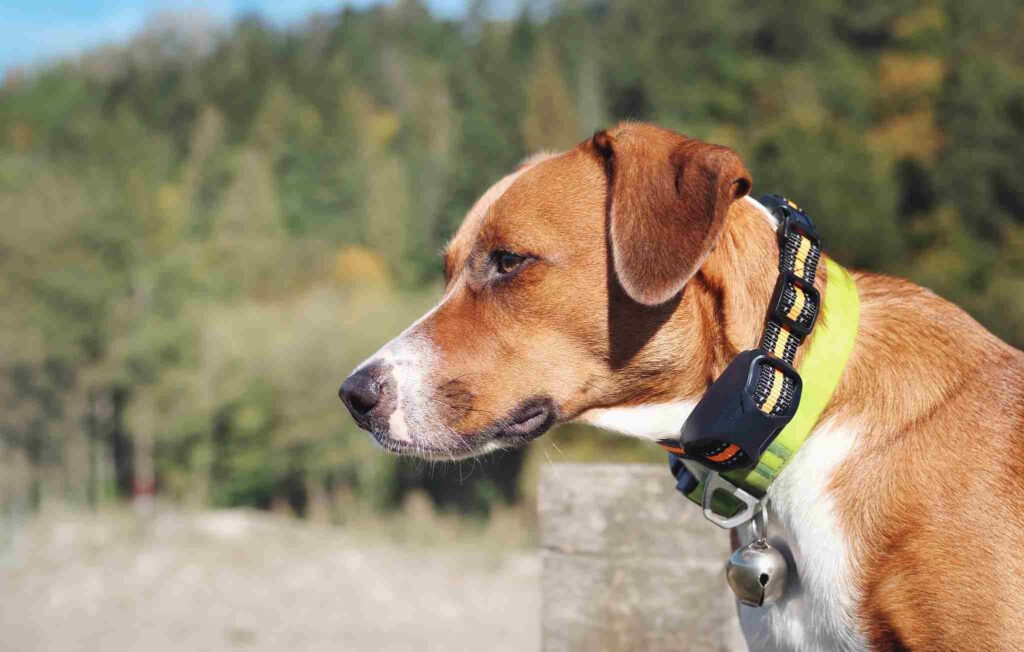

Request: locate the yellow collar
(684, 258), (860, 517)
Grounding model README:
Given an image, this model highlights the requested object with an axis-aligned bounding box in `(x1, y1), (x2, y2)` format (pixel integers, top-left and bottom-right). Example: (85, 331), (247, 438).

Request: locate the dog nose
(340, 368), (381, 418)
(337, 364), (389, 423)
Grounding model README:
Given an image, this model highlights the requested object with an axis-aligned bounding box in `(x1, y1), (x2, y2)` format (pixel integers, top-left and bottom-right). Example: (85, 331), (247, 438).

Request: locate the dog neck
(580, 197), (872, 649)
(580, 196), (826, 439)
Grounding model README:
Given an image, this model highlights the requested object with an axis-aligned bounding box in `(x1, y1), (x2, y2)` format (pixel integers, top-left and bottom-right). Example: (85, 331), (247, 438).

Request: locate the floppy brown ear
(594, 124), (752, 306)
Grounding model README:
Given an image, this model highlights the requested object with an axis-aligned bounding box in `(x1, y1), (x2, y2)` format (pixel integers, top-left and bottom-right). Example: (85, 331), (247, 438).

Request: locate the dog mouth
(492, 397), (557, 443)
(369, 397), (558, 460)
(372, 434), (478, 460)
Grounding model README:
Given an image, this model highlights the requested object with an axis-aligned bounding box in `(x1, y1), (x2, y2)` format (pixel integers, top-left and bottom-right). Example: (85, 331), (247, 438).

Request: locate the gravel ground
(0, 508), (540, 652)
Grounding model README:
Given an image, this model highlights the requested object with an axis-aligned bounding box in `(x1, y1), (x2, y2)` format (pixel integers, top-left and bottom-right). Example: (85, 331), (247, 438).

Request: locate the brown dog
(340, 122), (1024, 651)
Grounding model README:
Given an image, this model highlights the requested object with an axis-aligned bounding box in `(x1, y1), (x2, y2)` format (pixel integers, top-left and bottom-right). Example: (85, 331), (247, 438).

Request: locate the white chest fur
(741, 419), (867, 651)
(576, 406), (868, 652)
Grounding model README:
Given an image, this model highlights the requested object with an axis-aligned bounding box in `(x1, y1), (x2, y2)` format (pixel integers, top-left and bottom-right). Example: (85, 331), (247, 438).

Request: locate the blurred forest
(2, 0), (1023, 527)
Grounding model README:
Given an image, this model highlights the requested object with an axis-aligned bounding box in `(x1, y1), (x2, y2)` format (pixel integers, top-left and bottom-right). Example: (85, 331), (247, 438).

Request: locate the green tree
(522, 42), (582, 151)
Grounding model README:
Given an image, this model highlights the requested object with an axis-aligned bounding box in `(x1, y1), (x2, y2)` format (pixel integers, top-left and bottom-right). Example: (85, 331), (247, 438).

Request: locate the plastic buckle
(702, 472), (760, 529)
(774, 202), (821, 250)
(680, 350), (803, 464)
(668, 452), (699, 496)
(768, 271), (820, 339)
(761, 194), (821, 248)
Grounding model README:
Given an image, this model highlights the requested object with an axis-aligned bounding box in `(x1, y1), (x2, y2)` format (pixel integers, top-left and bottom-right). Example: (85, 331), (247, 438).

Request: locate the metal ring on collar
(702, 472), (761, 529)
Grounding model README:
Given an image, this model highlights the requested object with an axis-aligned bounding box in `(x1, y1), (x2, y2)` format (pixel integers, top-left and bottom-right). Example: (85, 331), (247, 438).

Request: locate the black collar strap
(658, 195), (823, 471)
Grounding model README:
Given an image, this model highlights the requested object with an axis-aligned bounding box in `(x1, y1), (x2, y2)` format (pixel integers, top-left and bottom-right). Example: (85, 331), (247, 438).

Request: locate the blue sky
(0, 0), (505, 74)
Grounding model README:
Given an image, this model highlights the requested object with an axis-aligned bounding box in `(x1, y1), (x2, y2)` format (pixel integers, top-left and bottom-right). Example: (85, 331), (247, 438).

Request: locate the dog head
(339, 123), (755, 459)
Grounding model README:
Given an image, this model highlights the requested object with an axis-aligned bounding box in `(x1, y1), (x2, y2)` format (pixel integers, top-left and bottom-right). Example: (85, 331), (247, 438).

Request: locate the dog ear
(594, 125), (752, 306)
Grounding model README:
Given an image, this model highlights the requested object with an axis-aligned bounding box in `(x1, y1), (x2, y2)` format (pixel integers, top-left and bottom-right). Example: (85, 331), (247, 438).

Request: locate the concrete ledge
(539, 464), (747, 652)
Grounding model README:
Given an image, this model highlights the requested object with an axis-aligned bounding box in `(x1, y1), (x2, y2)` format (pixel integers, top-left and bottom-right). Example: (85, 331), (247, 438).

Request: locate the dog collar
(658, 196), (860, 527)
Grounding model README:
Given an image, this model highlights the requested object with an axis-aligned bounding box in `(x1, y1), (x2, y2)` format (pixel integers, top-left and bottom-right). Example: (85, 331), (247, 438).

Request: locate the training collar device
(659, 194), (861, 529)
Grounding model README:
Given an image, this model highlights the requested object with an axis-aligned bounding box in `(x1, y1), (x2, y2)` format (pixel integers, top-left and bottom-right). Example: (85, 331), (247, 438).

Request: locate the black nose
(339, 368), (381, 419)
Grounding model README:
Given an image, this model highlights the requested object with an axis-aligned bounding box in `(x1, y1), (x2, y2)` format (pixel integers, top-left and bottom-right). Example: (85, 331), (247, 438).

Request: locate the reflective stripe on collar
(677, 257), (860, 516)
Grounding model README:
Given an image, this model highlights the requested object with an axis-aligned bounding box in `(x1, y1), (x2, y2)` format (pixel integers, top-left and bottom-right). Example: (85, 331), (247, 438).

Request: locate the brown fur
(433, 124), (763, 438)
(825, 274), (1024, 650)
(364, 122), (1024, 650)
(596, 124), (751, 306)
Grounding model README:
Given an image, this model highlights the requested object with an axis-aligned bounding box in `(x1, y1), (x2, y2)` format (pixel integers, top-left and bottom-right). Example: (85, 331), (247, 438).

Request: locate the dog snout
(339, 362), (394, 429)
(340, 371), (379, 416)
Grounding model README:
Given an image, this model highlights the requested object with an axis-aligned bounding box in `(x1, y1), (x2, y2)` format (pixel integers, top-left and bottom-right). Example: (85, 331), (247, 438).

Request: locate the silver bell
(726, 539), (788, 607)
(725, 500), (788, 607)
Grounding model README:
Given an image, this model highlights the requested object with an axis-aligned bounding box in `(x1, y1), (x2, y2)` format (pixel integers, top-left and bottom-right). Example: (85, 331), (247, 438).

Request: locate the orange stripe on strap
(773, 328), (791, 358)
(706, 444), (741, 463)
(787, 286), (806, 321)
(761, 368), (785, 414)
(793, 236), (812, 277)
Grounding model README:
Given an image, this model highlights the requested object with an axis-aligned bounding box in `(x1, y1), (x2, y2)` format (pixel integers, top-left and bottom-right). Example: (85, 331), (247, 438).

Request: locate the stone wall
(539, 464), (748, 651)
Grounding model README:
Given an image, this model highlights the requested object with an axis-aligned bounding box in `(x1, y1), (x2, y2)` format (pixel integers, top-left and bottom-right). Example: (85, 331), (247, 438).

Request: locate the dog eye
(494, 252), (526, 275)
